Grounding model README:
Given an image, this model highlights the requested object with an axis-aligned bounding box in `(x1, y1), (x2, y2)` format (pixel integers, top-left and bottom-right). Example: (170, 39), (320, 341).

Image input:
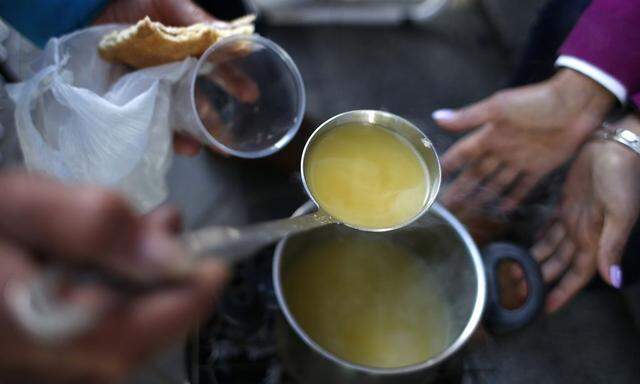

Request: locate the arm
(556, 0), (640, 104)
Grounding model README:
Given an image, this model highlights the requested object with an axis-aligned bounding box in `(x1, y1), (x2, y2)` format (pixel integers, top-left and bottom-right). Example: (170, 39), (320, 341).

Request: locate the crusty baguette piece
(98, 15), (255, 68)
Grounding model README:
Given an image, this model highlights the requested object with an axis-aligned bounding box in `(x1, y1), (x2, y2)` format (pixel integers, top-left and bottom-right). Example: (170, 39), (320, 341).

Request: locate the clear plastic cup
(174, 34), (306, 158)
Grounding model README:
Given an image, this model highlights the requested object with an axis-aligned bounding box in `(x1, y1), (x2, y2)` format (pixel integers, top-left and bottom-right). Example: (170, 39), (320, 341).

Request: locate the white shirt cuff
(556, 55), (627, 104)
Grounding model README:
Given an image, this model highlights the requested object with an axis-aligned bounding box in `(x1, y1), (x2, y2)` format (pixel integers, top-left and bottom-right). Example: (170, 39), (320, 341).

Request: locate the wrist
(622, 114), (640, 137)
(552, 69), (616, 112)
(549, 69), (616, 138)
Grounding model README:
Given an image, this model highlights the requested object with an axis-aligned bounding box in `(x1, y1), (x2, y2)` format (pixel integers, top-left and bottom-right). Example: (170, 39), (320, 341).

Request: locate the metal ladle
(7, 110), (441, 343)
(186, 110), (441, 261)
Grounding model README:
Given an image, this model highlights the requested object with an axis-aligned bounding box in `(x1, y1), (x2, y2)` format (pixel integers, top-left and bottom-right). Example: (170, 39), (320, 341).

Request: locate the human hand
(95, 0), (261, 157)
(0, 171), (228, 383)
(530, 114), (640, 312)
(95, 0), (219, 156)
(437, 69), (615, 213)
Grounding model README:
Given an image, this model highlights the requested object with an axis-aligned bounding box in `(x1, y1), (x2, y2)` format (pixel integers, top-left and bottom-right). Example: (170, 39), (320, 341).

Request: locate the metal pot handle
(482, 242), (545, 334)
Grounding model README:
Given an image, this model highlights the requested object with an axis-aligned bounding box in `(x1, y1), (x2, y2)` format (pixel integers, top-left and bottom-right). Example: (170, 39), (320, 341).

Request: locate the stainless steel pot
(273, 201), (544, 384)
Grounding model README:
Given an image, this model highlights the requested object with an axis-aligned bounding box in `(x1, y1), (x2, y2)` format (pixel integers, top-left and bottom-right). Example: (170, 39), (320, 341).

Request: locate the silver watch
(593, 123), (640, 158)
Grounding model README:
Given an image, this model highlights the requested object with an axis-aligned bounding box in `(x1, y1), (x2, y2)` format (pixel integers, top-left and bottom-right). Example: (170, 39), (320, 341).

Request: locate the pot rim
(273, 201), (487, 375)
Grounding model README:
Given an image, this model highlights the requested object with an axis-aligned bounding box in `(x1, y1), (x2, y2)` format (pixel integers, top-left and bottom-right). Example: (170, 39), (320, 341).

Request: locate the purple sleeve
(633, 92), (640, 108)
(560, 0), (640, 96)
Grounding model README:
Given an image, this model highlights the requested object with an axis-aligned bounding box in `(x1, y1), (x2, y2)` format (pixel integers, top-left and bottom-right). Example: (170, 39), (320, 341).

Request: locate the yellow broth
(283, 235), (450, 368)
(304, 123), (429, 229)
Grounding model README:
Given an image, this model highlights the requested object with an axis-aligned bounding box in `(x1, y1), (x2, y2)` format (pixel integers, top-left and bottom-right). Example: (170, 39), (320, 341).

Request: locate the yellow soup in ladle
(304, 123), (429, 229)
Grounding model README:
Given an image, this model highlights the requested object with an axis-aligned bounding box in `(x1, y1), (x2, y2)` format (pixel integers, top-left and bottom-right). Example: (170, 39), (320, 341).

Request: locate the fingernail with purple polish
(432, 109), (456, 121)
(610, 265), (623, 289)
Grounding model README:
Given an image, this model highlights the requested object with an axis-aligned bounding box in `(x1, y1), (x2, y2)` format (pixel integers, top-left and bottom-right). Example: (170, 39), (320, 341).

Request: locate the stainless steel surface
(300, 109), (442, 232)
(273, 201), (486, 384)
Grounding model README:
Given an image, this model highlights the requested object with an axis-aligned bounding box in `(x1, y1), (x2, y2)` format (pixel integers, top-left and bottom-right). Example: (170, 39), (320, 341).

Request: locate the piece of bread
(98, 15), (255, 68)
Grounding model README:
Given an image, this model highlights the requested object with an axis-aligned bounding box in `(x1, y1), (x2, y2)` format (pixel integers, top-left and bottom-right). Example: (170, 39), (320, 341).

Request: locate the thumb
(597, 215), (632, 288)
(432, 97), (498, 132)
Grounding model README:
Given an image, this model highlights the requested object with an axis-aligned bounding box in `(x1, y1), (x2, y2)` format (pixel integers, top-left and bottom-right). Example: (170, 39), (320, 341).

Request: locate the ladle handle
(3, 211), (336, 346)
(182, 211), (336, 264)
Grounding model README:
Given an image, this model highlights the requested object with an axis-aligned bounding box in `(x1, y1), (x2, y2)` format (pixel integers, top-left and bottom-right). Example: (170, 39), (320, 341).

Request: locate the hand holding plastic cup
(173, 34), (306, 158)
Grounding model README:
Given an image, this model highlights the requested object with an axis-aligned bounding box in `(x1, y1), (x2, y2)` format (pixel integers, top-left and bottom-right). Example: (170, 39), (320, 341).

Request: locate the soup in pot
(282, 234), (450, 368)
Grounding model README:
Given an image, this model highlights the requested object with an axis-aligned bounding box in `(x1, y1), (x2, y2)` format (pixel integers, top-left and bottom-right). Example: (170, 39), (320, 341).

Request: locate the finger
(213, 63), (260, 104)
(597, 215), (633, 288)
(432, 96), (499, 132)
(500, 174), (542, 212)
(571, 206), (600, 252)
(192, 86), (232, 157)
(137, 205), (188, 279)
(471, 166), (520, 207)
(441, 130), (487, 174)
(541, 238), (575, 283)
(531, 222), (566, 263)
(561, 196), (582, 239)
(441, 157), (500, 208)
(0, 172), (191, 283)
(133, 226), (201, 283)
(584, 201), (604, 244)
(80, 260), (229, 374)
(144, 205), (182, 234)
(0, 241), (37, 289)
(173, 133), (201, 156)
(57, 283), (119, 317)
(0, 172), (139, 263)
(546, 251), (596, 313)
(0, 247), (116, 384)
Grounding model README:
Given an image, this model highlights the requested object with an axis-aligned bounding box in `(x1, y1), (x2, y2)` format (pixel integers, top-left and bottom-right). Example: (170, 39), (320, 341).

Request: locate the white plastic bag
(6, 25), (198, 212)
